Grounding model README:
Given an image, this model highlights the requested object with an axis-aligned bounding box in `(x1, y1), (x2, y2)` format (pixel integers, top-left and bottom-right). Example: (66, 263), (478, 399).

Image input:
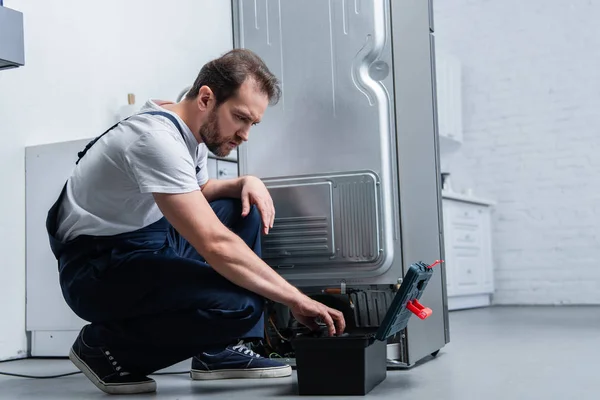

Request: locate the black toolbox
(292, 260), (439, 396)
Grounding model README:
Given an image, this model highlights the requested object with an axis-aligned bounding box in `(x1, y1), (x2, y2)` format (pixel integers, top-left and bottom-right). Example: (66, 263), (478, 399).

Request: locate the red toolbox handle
(406, 299), (433, 320)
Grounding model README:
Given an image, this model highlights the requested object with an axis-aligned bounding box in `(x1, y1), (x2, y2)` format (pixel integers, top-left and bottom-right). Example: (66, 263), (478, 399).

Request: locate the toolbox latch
(406, 299), (433, 320)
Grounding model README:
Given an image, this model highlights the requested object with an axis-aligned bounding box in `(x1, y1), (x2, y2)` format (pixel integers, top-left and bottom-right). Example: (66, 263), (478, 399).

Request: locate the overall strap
(76, 111), (186, 164)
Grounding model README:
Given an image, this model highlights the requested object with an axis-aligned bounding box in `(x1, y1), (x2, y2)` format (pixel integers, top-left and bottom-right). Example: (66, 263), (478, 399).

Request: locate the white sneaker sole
(190, 365), (292, 380)
(69, 348), (157, 395)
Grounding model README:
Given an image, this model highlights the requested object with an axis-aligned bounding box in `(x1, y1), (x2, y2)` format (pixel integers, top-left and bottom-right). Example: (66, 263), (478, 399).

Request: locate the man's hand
(290, 296), (346, 337)
(240, 176), (275, 234)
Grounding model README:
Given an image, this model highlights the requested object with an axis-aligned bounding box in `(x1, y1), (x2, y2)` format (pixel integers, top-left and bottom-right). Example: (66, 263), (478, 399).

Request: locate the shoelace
(231, 342), (261, 358)
(104, 350), (130, 376)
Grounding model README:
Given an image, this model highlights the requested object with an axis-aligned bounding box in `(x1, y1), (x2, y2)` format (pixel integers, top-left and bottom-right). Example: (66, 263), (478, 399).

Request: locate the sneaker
(68, 326), (157, 395)
(190, 341), (292, 380)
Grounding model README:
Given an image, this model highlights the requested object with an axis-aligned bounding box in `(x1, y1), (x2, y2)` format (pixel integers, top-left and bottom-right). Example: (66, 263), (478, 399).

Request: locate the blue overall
(45, 112), (265, 375)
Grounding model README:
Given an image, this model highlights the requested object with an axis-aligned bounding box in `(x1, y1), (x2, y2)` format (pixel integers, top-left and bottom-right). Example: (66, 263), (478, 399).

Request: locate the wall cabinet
(435, 53), (463, 147)
(442, 195), (494, 310)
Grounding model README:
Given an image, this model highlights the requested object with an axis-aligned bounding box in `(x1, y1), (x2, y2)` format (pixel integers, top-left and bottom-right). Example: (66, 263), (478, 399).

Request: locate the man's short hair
(186, 48), (281, 106)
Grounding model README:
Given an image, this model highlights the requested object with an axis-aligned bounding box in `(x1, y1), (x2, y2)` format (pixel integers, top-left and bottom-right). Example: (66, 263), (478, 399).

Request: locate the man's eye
(236, 115), (257, 125)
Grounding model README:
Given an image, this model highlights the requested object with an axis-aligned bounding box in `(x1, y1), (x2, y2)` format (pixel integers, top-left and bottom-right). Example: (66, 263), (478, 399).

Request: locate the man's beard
(199, 109), (230, 157)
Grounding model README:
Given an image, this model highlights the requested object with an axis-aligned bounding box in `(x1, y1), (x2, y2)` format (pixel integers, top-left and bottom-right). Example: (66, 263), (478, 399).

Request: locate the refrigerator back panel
(234, 0), (401, 283)
(236, 0), (395, 179)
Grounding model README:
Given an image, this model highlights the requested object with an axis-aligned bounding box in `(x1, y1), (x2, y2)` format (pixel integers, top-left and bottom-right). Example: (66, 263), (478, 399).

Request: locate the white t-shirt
(55, 99), (209, 242)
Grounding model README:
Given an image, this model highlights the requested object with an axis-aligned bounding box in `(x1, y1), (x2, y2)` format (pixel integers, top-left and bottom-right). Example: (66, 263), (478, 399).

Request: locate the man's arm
(200, 178), (243, 202)
(201, 176), (275, 235)
(153, 189), (346, 336)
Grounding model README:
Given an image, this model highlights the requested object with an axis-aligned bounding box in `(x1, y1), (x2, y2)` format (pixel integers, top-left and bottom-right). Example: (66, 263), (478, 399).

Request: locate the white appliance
(0, 4), (25, 70)
(230, 0), (448, 367)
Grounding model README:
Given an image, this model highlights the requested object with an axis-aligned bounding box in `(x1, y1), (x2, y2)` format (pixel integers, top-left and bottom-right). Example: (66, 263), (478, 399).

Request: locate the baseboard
(30, 330), (80, 357)
(448, 294), (491, 311)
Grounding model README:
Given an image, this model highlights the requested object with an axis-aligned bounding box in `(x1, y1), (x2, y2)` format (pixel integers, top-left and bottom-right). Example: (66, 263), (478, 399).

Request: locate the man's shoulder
(197, 143), (209, 156)
(135, 99), (182, 130)
(123, 114), (185, 147)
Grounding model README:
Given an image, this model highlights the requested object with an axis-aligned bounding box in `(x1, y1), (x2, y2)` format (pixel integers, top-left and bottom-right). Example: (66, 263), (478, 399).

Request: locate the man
(46, 49), (345, 395)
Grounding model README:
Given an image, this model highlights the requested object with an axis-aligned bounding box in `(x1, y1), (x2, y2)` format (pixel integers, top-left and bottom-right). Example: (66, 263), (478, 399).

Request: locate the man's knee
(210, 198), (241, 227)
(243, 204), (261, 230)
(210, 198), (261, 231)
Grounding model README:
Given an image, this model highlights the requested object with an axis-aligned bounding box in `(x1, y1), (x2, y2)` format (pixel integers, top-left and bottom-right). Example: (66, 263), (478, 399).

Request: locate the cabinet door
(480, 207), (494, 293)
(216, 160), (238, 180)
(443, 199), (491, 296)
(454, 248), (484, 294)
(442, 200), (456, 296)
(207, 158), (218, 180)
(435, 53), (463, 144)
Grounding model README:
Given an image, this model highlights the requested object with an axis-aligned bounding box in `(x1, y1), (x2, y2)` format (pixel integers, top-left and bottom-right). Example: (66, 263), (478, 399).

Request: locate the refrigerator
(231, 0), (449, 367)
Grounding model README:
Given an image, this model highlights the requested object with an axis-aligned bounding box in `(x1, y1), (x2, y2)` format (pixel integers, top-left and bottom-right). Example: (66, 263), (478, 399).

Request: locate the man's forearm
(204, 228), (304, 307)
(201, 177), (244, 202)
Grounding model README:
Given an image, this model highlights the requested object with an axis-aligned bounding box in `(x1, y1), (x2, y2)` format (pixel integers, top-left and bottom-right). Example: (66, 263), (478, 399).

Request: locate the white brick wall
(434, 0), (600, 304)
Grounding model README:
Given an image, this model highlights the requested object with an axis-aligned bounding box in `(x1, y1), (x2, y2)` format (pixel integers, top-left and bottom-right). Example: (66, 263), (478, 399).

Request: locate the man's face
(199, 79), (269, 157)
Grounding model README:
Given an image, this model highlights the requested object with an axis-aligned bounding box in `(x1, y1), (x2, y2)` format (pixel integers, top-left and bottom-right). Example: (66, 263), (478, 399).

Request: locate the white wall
(434, 0), (600, 304)
(0, 0), (233, 360)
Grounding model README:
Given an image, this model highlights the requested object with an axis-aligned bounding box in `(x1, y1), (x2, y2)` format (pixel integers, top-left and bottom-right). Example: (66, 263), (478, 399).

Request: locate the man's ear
(197, 86), (214, 111)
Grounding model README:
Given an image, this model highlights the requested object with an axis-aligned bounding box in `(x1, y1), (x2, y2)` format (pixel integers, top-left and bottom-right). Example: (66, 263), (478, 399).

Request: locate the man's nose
(237, 127), (250, 142)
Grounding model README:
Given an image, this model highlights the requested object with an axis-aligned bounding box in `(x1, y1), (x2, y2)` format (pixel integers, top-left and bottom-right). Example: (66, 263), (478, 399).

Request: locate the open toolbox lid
(374, 260), (442, 341)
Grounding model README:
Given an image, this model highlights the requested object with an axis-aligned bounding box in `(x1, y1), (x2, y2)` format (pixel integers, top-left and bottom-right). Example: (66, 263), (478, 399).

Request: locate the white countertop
(442, 190), (495, 206)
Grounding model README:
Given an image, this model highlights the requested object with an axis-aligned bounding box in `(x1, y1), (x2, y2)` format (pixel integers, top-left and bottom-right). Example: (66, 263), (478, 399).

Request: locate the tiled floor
(0, 306), (598, 399)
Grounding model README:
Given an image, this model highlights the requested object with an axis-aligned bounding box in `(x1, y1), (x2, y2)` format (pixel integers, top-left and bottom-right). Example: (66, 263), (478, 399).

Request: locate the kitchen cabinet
(206, 149), (239, 180)
(442, 193), (495, 310)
